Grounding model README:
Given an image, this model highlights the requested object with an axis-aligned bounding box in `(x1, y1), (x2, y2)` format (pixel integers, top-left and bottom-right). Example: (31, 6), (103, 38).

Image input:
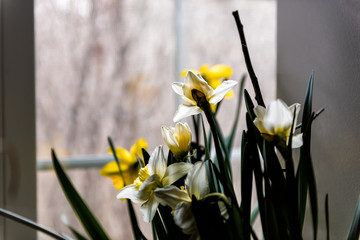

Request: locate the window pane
(36, 0), (276, 238)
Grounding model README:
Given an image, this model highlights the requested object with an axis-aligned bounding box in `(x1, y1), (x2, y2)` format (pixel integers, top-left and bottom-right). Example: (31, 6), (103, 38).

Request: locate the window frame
(0, 0), (36, 239)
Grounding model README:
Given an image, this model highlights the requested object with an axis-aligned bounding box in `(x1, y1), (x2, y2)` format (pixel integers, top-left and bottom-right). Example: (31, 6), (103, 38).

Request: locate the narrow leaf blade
(51, 150), (110, 240)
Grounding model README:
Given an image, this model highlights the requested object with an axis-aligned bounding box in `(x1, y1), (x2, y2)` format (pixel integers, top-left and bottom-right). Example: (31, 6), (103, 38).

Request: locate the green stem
(191, 89), (227, 178)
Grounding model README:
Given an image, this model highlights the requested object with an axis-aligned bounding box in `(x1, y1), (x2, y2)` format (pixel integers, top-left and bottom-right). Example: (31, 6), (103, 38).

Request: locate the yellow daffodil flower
(154, 161), (228, 238)
(100, 138), (147, 190)
(161, 122), (192, 161)
(117, 145), (193, 222)
(172, 71), (237, 122)
(253, 99), (303, 148)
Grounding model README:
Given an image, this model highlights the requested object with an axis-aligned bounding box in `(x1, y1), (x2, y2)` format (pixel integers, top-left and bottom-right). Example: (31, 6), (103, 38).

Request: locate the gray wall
(277, 0), (360, 239)
(0, 0), (36, 239)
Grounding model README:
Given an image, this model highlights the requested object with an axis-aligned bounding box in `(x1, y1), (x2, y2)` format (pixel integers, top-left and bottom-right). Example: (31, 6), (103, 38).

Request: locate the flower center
(134, 165), (150, 187)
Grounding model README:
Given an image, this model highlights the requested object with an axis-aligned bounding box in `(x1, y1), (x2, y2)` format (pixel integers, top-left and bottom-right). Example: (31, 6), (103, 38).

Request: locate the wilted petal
(173, 104), (202, 123)
(185, 161), (209, 199)
(140, 194), (159, 223)
(117, 184), (140, 202)
(174, 201), (198, 236)
(292, 133), (303, 148)
(154, 185), (191, 209)
(148, 146), (167, 179)
(209, 80), (237, 105)
(162, 162), (193, 186)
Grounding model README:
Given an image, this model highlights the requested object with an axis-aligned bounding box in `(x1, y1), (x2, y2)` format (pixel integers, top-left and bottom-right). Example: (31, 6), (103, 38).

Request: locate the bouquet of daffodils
(47, 11), (359, 240)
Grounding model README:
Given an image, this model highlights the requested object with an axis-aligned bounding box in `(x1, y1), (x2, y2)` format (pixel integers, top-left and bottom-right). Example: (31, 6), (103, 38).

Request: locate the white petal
(140, 193), (159, 223)
(154, 185), (191, 209)
(172, 82), (184, 96)
(209, 80), (237, 105)
(137, 174), (160, 201)
(175, 122), (192, 151)
(254, 105), (266, 119)
(174, 201), (198, 235)
(264, 99), (293, 132)
(288, 103), (301, 132)
(291, 133), (303, 148)
(162, 162), (193, 186)
(183, 71), (213, 100)
(148, 146), (167, 178)
(173, 104), (202, 123)
(161, 126), (179, 148)
(185, 161), (209, 199)
(253, 118), (268, 134)
(117, 184), (141, 202)
(218, 201), (229, 220)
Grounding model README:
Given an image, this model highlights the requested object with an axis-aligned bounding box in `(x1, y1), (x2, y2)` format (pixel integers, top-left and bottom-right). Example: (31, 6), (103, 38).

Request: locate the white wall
(277, 0), (360, 239)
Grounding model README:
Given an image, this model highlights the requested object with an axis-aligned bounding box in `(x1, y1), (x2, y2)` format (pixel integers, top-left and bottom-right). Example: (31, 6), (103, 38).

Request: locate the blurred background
(1, 0), (359, 239)
(35, 0), (276, 239)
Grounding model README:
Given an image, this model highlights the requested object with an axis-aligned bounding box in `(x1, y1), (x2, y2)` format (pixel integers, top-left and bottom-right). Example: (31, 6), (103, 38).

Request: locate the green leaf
(51, 149), (110, 240)
(240, 131), (253, 240)
(325, 194), (330, 240)
(244, 89), (255, 121)
(213, 116), (232, 180)
(0, 208), (67, 240)
(142, 148), (150, 165)
(152, 223), (158, 240)
(205, 160), (216, 193)
(192, 196), (230, 240)
(297, 73), (318, 239)
(67, 226), (88, 240)
(200, 114), (210, 160)
(302, 72), (314, 133)
(107, 137), (147, 240)
(152, 212), (167, 240)
(244, 114), (264, 221)
(61, 215), (88, 240)
(347, 195), (360, 240)
(157, 205), (186, 240)
(127, 200), (147, 240)
(250, 204), (259, 226)
(226, 74), (246, 153)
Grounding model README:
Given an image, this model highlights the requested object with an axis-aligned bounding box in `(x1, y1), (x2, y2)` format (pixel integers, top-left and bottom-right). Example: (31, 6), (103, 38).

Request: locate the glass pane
(36, 0), (276, 238)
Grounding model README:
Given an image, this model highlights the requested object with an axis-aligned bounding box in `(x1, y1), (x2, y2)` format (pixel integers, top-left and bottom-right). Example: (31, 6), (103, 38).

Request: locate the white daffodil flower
(253, 99), (303, 148)
(155, 161), (228, 239)
(161, 122), (192, 161)
(172, 71), (237, 122)
(117, 145), (193, 222)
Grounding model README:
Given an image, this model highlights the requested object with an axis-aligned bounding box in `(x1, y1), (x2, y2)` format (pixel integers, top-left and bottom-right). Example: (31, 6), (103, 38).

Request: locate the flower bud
(161, 123), (192, 161)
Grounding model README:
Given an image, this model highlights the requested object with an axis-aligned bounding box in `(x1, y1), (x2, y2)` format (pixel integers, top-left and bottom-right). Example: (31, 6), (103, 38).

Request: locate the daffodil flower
(173, 71), (237, 122)
(117, 145), (193, 222)
(161, 122), (192, 161)
(154, 161), (228, 238)
(100, 138), (147, 190)
(253, 99), (303, 148)
(199, 64), (234, 99)
(181, 64), (235, 112)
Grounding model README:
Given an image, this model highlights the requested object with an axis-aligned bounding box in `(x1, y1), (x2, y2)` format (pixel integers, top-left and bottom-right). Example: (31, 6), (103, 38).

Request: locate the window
(35, 0), (276, 239)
